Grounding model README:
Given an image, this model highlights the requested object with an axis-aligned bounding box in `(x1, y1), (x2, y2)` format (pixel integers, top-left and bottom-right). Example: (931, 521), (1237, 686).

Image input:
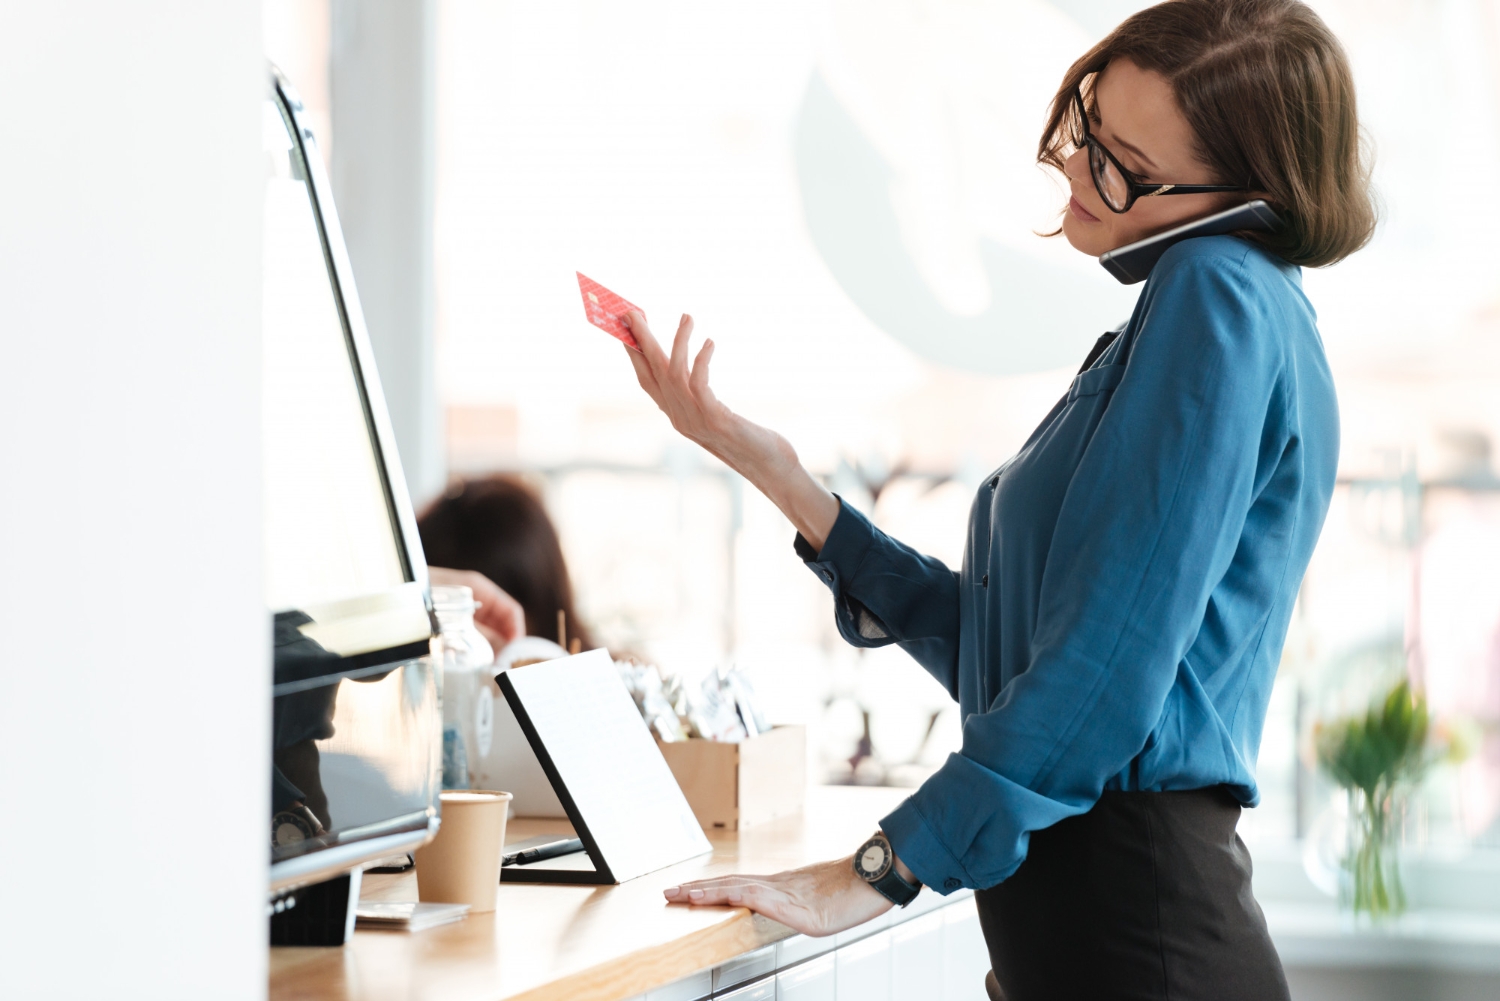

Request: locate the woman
(632, 1), (1373, 998)
(420, 475), (596, 653)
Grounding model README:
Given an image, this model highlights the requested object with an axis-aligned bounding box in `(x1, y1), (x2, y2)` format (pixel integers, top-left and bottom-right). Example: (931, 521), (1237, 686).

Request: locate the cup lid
(439, 790), (513, 804)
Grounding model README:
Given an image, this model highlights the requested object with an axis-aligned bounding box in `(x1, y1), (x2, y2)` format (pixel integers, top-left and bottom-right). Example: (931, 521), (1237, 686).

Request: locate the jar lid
(431, 584), (478, 614)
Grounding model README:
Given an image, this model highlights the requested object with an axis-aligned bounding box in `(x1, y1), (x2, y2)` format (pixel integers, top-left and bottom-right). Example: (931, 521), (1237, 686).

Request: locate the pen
(502, 838), (584, 867)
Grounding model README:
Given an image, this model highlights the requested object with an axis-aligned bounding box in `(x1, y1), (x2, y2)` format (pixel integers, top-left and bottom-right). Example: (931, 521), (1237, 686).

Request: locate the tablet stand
(496, 650), (711, 885)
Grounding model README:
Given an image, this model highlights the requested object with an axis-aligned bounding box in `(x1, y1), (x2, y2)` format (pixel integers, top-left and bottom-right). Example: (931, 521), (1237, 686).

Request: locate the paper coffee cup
(415, 790), (512, 913)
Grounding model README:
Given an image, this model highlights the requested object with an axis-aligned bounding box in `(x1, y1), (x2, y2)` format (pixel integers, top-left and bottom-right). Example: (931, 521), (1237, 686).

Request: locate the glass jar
(432, 585), (495, 790)
(1341, 786), (1408, 922)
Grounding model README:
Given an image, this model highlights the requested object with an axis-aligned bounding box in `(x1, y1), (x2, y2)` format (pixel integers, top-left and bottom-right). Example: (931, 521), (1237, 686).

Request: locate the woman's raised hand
(622, 311), (737, 458)
(620, 309), (841, 550)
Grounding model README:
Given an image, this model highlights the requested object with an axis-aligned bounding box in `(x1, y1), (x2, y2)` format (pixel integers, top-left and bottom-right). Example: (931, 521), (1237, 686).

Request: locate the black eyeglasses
(1071, 88), (1247, 213)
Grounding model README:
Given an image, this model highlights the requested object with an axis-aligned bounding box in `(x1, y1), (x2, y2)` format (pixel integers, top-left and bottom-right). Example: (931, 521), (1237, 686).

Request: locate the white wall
(0, 4), (266, 999)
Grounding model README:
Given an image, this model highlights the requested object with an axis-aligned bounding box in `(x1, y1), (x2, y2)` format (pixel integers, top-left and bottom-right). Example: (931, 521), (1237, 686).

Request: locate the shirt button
(989, 477), (999, 489)
(944, 877), (962, 890)
(980, 574), (989, 588)
(822, 569), (834, 582)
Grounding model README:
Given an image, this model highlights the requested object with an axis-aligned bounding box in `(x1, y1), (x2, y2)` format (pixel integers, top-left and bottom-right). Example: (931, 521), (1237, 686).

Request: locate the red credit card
(576, 272), (641, 350)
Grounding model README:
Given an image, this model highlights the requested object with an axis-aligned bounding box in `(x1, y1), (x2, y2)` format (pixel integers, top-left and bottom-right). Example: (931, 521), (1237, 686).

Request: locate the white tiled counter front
(631, 889), (990, 1001)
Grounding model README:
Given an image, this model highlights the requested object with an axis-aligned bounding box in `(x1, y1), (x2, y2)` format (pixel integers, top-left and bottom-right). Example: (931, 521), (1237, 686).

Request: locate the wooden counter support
(269, 786), (992, 1001)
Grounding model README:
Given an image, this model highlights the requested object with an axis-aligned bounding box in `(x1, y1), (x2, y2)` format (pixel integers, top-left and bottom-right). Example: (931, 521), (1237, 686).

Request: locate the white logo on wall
(793, 1), (1148, 374)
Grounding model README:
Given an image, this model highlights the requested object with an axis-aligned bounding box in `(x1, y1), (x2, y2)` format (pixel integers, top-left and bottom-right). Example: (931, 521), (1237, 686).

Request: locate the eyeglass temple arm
(1143, 183), (1250, 197)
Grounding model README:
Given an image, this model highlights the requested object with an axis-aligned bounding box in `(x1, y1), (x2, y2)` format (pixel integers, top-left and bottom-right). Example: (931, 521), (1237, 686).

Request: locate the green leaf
(1314, 679), (1437, 795)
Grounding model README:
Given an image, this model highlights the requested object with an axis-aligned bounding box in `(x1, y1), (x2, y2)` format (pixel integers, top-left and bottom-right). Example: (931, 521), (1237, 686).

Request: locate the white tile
(833, 908), (892, 947)
(776, 953), (835, 1001)
(645, 969), (711, 1001)
(835, 928), (892, 1001)
(713, 945), (777, 992)
(717, 975), (776, 1001)
(891, 909), (946, 1001)
(943, 903), (990, 1001)
(776, 932), (837, 967)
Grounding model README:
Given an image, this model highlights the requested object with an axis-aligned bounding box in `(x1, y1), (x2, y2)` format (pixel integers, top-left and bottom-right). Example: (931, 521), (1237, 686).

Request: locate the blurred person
(420, 475), (596, 654)
(628, 3), (1374, 998)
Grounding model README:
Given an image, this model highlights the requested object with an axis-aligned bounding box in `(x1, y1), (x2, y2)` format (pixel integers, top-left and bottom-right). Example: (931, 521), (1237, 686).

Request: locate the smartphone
(1098, 199), (1283, 285)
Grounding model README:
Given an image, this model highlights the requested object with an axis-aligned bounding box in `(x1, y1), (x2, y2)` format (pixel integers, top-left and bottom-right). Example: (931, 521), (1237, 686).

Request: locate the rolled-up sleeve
(879, 249), (1289, 892)
(796, 499), (963, 698)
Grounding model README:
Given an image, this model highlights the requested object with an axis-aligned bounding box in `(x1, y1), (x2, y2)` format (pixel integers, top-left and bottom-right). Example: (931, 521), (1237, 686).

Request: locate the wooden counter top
(269, 785), (912, 1001)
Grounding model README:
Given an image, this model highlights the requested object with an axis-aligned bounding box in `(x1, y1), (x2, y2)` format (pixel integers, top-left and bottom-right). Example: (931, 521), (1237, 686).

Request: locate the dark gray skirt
(974, 787), (1289, 1001)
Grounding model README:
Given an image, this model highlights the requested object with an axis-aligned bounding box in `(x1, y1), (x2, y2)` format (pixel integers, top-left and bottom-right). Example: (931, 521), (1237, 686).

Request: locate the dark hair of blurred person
(418, 475), (595, 652)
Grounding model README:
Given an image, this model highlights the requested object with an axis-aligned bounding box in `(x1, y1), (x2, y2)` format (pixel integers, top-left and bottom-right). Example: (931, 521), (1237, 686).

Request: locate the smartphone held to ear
(1099, 200), (1283, 285)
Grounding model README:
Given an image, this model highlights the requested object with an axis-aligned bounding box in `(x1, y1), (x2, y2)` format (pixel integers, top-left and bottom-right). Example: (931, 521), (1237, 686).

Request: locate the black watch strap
(853, 832), (921, 907)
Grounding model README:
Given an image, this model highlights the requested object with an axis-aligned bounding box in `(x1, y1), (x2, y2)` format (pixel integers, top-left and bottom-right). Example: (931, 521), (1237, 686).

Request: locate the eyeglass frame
(1071, 87), (1248, 214)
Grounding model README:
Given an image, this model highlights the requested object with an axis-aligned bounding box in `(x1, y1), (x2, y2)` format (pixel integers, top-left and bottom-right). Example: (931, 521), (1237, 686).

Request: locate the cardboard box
(657, 724), (806, 831)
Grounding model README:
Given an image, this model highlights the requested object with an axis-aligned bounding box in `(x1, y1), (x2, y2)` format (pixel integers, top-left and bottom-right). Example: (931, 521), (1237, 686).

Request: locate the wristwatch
(853, 831), (921, 907)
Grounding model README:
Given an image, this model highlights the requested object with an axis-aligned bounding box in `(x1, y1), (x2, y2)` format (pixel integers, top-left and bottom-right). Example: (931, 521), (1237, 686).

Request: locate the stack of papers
(354, 901), (470, 932)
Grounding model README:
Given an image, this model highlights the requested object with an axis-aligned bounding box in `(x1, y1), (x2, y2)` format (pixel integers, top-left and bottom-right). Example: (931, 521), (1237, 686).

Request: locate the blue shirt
(798, 236), (1339, 893)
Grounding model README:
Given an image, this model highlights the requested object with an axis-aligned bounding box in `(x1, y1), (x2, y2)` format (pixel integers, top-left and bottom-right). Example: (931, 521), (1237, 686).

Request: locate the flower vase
(1340, 787), (1406, 923)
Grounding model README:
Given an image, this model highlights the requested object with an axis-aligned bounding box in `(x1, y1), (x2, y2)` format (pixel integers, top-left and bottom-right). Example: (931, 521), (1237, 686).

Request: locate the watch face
(856, 836), (892, 879)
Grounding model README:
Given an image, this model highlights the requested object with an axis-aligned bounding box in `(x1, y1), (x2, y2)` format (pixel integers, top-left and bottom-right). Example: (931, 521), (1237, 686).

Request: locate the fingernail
(622, 314), (632, 328)
(727, 892), (742, 903)
(688, 889), (704, 900)
(663, 887), (680, 898)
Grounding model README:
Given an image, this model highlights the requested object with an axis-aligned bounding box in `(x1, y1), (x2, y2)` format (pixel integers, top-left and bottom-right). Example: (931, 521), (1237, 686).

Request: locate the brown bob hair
(1038, 0), (1376, 268)
(418, 474), (595, 652)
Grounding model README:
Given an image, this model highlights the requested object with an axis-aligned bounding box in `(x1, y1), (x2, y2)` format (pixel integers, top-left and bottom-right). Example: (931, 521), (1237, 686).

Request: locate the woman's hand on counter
(427, 566), (526, 649)
(662, 856), (893, 937)
(621, 310), (840, 551)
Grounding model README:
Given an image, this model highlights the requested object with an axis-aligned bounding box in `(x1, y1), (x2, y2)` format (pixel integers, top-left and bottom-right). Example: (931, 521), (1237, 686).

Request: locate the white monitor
(264, 67), (440, 893)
